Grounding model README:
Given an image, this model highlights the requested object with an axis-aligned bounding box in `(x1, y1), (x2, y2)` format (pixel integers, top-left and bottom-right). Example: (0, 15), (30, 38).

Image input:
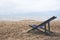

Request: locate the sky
(0, 0), (60, 21)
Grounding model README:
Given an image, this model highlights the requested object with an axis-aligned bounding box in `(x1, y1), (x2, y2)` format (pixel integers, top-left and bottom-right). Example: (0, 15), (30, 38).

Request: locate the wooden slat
(38, 16), (57, 26)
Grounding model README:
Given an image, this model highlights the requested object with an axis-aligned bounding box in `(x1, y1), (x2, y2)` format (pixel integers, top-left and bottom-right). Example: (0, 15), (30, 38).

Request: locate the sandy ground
(0, 20), (60, 40)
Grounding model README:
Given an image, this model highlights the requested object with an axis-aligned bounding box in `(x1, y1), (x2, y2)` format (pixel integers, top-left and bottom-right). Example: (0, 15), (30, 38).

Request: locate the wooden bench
(28, 16), (57, 34)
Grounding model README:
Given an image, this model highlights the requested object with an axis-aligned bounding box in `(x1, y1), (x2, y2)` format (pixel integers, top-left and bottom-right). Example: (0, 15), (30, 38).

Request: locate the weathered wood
(38, 16), (57, 26)
(44, 24), (46, 33)
(48, 22), (50, 33)
(28, 16), (57, 34)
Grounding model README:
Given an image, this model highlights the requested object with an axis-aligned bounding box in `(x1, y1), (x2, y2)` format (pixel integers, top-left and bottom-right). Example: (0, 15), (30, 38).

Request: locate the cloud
(0, 0), (60, 14)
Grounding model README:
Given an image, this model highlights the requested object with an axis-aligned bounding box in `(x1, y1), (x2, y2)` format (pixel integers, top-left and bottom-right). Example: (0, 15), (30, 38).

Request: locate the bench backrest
(38, 16), (57, 26)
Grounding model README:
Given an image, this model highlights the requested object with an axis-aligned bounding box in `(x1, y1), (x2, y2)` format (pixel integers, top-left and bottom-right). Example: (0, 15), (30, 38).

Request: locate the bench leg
(48, 22), (50, 33)
(27, 28), (35, 33)
(44, 24), (46, 33)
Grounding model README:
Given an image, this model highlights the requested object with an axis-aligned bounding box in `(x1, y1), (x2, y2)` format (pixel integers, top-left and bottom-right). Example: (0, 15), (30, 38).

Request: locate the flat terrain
(0, 20), (60, 40)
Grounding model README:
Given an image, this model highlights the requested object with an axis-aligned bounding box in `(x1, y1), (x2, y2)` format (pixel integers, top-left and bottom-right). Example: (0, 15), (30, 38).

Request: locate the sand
(0, 20), (60, 40)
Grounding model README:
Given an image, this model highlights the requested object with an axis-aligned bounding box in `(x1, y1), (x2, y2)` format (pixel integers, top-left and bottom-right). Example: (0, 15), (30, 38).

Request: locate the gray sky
(0, 0), (60, 21)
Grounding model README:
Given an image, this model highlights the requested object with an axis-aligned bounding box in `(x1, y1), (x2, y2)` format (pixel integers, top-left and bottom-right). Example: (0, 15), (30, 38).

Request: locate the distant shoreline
(0, 20), (60, 22)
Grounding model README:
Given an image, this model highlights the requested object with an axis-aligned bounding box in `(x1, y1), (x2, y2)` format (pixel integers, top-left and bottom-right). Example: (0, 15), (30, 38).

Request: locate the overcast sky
(0, 0), (60, 21)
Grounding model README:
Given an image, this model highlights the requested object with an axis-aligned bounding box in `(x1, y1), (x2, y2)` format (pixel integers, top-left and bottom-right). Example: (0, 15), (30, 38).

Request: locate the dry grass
(0, 20), (60, 40)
